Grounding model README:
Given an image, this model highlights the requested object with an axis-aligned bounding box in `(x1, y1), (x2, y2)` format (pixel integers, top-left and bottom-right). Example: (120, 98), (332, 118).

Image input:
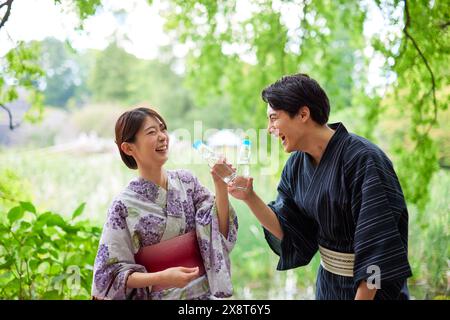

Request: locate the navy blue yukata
(264, 122), (412, 300)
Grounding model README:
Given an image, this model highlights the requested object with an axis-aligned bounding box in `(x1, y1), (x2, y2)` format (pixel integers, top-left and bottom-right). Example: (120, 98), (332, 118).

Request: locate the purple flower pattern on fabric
(166, 189), (183, 218)
(106, 200), (128, 230)
(94, 244), (109, 268)
(128, 178), (159, 203)
(183, 199), (195, 232)
(196, 207), (212, 226)
(198, 238), (211, 271)
(113, 271), (125, 291)
(134, 214), (165, 247)
(176, 169), (194, 184)
(193, 184), (210, 207)
(133, 288), (149, 300)
(94, 244), (109, 266)
(150, 291), (165, 300)
(214, 291), (231, 298)
(94, 244), (113, 291)
(198, 238), (209, 254)
(227, 216), (238, 243)
(193, 292), (212, 300)
(214, 252), (224, 273)
(186, 188), (194, 201)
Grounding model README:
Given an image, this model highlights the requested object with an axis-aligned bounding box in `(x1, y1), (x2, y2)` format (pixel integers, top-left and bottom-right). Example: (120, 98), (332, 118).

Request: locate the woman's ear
(120, 142), (134, 156)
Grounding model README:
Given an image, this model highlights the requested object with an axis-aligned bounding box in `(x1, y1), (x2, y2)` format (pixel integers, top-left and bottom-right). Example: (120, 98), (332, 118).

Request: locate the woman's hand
(127, 267), (200, 289)
(228, 176), (254, 202)
(210, 156), (235, 187)
(157, 266), (200, 289)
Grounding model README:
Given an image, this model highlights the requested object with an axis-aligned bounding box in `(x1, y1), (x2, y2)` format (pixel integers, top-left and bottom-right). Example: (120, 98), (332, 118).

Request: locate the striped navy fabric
(264, 122), (412, 300)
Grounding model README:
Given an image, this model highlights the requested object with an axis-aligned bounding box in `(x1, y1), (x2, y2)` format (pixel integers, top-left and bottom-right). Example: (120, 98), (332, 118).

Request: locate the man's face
(266, 104), (303, 153)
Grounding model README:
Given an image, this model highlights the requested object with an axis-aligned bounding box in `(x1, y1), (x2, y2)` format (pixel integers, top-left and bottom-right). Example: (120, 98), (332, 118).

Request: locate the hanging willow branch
(403, 0), (438, 131)
(0, 103), (21, 129)
(0, 0), (14, 30)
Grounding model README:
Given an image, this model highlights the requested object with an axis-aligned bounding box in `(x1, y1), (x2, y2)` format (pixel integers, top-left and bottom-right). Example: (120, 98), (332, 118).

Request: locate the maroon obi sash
(134, 230), (206, 291)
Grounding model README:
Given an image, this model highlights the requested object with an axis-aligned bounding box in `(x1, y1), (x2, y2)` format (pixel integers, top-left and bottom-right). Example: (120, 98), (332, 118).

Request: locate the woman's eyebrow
(144, 125), (157, 131)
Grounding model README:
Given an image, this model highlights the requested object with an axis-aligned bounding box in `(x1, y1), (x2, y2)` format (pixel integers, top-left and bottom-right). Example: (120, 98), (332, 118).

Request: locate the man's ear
(120, 142), (134, 156)
(297, 106), (310, 122)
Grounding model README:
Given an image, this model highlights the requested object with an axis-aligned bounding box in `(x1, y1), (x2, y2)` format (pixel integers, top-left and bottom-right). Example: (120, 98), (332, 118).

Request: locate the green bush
(0, 201), (101, 299)
(0, 168), (32, 217)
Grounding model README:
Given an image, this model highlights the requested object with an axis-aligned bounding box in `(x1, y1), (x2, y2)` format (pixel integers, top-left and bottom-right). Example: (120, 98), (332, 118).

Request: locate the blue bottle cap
(242, 139), (251, 146)
(192, 140), (203, 149)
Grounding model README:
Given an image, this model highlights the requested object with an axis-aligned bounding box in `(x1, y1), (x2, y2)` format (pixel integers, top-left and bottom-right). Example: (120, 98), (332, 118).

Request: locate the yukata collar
(328, 122), (349, 141)
(128, 171), (171, 203)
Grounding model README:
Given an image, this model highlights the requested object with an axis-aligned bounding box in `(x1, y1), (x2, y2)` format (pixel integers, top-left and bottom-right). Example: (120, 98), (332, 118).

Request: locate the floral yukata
(91, 169), (238, 300)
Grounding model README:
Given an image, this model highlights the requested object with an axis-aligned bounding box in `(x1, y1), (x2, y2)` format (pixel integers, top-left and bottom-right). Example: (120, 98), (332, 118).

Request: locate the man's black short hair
(261, 73), (330, 125)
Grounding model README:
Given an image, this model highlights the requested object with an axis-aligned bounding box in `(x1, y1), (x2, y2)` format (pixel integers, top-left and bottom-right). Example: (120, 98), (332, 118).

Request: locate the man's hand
(228, 176), (254, 201)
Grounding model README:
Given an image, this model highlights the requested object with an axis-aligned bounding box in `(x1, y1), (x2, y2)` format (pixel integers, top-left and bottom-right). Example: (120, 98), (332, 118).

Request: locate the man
(228, 73), (412, 300)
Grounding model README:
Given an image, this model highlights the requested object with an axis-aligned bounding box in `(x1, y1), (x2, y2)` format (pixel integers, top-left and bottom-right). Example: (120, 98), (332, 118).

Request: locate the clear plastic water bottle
(192, 140), (237, 184)
(234, 139), (251, 190)
(237, 139), (251, 177)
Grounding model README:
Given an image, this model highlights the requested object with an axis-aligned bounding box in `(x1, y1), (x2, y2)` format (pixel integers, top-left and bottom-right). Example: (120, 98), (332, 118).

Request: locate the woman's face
(128, 116), (169, 169)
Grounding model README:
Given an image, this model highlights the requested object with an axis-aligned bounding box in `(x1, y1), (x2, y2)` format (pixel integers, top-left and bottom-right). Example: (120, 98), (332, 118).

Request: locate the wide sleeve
(263, 161), (318, 270)
(191, 175), (238, 299)
(350, 151), (412, 289)
(91, 200), (149, 300)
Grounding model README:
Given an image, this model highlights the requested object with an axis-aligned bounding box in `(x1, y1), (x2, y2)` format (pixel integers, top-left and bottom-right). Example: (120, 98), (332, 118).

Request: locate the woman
(91, 107), (238, 300)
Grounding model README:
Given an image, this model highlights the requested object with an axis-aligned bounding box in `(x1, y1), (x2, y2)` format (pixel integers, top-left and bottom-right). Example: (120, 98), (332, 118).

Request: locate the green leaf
(6, 278), (21, 291)
(0, 271), (13, 282)
(36, 248), (48, 255)
(19, 221), (32, 231)
(71, 202), (86, 220)
(19, 246), (33, 258)
(0, 224), (9, 233)
(49, 249), (60, 260)
(24, 235), (40, 247)
(41, 290), (62, 300)
(38, 212), (67, 228)
(7, 206), (24, 224)
(49, 263), (63, 274)
(0, 258), (14, 270)
(20, 201), (36, 214)
(28, 259), (40, 271)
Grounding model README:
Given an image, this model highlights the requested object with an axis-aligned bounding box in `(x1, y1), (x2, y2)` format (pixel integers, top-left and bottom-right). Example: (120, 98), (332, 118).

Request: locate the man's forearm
(355, 280), (377, 300)
(244, 191), (283, 240)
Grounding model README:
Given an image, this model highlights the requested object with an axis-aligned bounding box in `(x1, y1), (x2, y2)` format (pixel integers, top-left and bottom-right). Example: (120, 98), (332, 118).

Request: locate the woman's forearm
(244, 191), (283, 240)
(127, 271), (161, 289)
(214, 183), (230, 237)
